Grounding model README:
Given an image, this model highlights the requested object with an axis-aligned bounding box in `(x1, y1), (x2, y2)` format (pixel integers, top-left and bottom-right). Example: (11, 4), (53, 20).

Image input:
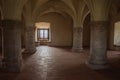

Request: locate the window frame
(37, 28), (49, 41)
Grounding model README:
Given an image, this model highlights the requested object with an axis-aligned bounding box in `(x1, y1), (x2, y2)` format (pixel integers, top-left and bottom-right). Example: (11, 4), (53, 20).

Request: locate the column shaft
(72, 27), (83, 52)
(87, 21), (109, 69)
(1, 20), (23, 72)
(24, 26), (36, 54)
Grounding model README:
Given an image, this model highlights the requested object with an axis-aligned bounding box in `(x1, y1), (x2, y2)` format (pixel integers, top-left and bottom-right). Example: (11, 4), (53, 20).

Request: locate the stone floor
(0, 46), (120, 80)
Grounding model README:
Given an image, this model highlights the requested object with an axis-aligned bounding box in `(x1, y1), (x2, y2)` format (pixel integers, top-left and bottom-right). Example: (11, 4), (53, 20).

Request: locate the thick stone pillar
(87, 21), (109, 70)
(24, 26), (36, 54)
(72, 27), (83, 52)
(1, 20), (23, 72)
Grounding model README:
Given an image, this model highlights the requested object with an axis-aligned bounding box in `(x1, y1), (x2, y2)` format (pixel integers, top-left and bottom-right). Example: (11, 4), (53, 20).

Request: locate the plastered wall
(37, 12), (73, 47)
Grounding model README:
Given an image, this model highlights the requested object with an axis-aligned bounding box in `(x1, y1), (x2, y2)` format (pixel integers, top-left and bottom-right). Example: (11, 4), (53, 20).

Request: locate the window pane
(44, 30), (48, 39)
(40, 30), (44, 38)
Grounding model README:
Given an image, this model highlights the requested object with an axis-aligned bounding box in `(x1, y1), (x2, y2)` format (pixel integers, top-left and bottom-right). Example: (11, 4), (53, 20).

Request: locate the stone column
(1, 20), (23, 72)
(72, 27), (83, 52)
(24, 26), (36, 54)
(86, 21), (109, 70)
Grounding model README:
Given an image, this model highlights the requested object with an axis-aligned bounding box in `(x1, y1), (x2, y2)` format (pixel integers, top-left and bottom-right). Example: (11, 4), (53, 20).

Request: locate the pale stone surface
(87, 21), (109, 70)
(24, 26), (36, 54)
(1, 20), (23, 72)
(72, 27), (83, 52)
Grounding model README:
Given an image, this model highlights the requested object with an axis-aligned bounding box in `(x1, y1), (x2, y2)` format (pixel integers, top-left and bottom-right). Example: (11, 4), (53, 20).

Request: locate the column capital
(90, 21), (109, 32)
(74, 25), (83, 28)
(73, 27), (83, 32)
(90, 21), (109, 25)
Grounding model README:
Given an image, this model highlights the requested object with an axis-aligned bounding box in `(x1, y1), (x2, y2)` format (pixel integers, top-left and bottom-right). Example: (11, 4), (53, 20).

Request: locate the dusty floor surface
(0, 46), (120, 80)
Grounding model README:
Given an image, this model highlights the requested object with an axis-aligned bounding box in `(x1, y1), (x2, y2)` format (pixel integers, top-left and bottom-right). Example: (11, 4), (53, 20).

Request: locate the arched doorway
(83, 13), (91, 48)
(36, 12), (73, 47)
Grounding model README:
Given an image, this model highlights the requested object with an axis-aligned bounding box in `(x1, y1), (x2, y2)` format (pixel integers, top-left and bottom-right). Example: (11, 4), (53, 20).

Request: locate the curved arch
(71, 0), (90, 26)
(75, 3), (88, 26)
(61, 0), (76, 16)
(82, 5), (90, 24)
(36, 11), (73, 24)
(32, 0), (49, 15)
(37, 8), (74, 22)
(72, 0), (87, 26)
(35, 12), (73, 46)
(83, 12), (91, 47)
(83, 0), (91, 11)
(82, 11), (90, 24)
(35, 0), (75, 21)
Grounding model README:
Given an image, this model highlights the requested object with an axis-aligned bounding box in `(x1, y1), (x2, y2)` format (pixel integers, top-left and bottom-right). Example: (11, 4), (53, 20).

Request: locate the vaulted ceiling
(22, 0), (90, 26)
(0, 0), (118, 25)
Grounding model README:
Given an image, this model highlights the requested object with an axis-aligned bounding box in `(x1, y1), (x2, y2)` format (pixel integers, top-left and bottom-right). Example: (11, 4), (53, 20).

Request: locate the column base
(72, 47), (83, 52)
(2, 60), (23, 72)
(86, 61), (110, 70)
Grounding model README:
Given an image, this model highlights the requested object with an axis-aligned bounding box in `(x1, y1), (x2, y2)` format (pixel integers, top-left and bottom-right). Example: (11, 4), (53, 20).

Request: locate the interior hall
(0, 0), (120, 80)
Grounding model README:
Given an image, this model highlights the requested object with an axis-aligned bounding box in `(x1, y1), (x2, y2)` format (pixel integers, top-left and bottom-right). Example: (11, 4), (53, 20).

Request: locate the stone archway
(36, 12), (73, 47)
(35, 22), (51, 45)
(83, 13), (91, 48)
